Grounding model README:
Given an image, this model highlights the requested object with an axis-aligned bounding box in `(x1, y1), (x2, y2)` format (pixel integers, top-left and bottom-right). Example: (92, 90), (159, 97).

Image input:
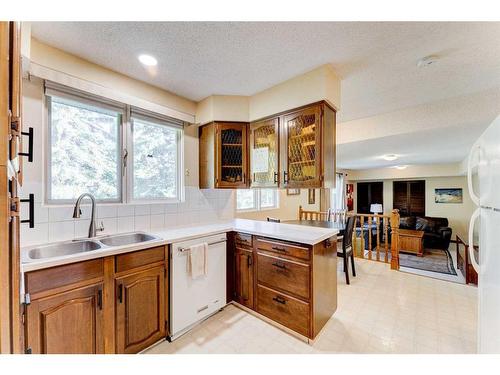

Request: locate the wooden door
(115, 266), (165, 354)
(216, 122), (249, 188)
(25, 283), (104, 354)
(356, 181), (383, 214)
(250, 117), (279, 187)
(234, 247), (254, 309)
(281, 105), (322, 188)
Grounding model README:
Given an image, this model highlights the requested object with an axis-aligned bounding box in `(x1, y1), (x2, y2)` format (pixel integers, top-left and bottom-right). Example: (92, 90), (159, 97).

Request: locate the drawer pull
(272, 246), (287, 252)
(118, 284), (123, 303)
(272, 296), (287, 305)
(272, 262), (287, 270)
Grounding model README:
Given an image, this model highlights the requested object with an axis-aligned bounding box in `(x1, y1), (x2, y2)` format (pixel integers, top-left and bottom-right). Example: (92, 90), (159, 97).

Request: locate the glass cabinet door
(282, 105), (322, 188)
(250, 117), (279, 187)
(216, 123), (248, 188)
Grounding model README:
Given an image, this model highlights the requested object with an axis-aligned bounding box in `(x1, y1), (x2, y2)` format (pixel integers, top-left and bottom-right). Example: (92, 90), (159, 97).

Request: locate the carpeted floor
(360, 247), (457, 276)
(399, 248), (457, 275)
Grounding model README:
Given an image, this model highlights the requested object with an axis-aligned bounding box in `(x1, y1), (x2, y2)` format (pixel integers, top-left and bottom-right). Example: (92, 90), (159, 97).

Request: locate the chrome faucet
(72, 193), (104, 238)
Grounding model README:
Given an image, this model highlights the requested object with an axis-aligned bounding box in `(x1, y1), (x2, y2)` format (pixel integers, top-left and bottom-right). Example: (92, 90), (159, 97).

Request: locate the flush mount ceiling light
(138, 54), (158, 66)
(382, 154), (398, 161)
(417, 55), (439, 68)
(393, 165), (408, 170)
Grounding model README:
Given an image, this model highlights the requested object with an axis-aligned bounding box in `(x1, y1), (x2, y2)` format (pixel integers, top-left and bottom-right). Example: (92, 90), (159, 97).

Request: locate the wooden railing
(351, 209), (400, 270)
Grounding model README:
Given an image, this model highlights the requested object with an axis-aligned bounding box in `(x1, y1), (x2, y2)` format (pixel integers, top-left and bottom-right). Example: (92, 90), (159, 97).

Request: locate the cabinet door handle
(283, 171), (289, 184)
(19, 127), (34, 162)
(20, 194), (35, 228)
(272, 262), (286, 270)
(272, 296), (286, 305)
(273, 172), (278, 184)
(97, 289), (103, 310)
(118, 284), (123, 303)
(247, 255), (253, 267)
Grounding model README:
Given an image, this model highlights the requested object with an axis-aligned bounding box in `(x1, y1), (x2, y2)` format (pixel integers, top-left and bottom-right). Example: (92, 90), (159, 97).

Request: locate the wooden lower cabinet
(115, 266), (165, 354)
(231, 233), (337, 340)
(24, 245), (168, 354)
(234, 247), (254, 309)
(25, 283), (104, 354)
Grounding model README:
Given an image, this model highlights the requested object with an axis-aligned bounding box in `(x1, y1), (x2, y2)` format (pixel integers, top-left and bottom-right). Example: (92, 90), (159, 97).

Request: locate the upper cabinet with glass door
(199, 121), (249, 189)
(249, 117), (279, 188)
(280, 102), (336, 189)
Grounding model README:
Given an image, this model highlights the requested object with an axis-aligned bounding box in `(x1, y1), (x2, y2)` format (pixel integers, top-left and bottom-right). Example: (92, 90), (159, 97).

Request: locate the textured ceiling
(31, 22), (500, 123)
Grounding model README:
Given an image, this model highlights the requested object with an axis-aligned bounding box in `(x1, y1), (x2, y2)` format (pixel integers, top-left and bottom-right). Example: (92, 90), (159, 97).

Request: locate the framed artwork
(346, 183), (354, 211)
(435, 188), (463, 204)
(286, 188), (300, 196)
(308, 189), (315, 204)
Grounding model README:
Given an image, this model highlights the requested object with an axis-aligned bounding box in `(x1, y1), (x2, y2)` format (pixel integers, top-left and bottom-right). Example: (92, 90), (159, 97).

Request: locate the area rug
(399, 248), (457, 275)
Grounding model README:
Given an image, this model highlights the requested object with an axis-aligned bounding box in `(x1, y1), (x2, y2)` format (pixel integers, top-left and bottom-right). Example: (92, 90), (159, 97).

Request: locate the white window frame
(45, 84), (184, 205)
(45, 94), (125, 205)
(236, 188), (279, 212)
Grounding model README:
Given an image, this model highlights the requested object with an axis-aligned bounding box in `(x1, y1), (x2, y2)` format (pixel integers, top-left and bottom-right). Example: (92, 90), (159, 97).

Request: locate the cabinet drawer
(256, 238), (310, 261)
(256, 285), (310, 337)
(257, 252), (310, 300)
(115, 246), (165, 273)
(234, 232), (253, 249)
(25, 259), (104, 296)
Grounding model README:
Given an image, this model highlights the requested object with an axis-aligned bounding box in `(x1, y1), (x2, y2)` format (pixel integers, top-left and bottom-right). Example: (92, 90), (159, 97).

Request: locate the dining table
(283, 220), (347, 236)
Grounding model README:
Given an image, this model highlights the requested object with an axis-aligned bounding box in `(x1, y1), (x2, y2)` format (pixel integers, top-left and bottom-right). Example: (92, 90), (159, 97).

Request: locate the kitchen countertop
(21, 218), (339, 273)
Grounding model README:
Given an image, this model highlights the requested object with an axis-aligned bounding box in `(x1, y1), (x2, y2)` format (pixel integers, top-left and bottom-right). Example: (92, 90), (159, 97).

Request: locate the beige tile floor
(145, 258), (478, 354)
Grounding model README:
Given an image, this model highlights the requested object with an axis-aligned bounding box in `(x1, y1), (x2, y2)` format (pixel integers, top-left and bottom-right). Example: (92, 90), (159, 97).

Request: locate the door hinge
(24, 293), (31, 305)
(25, 347), (32, 354)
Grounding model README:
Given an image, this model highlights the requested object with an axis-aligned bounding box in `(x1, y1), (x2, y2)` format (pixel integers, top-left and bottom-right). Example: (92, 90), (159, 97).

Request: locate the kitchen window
(46, 83), (183, 204)
(47, 95), (123, 203)
(236, 189), (279, 211)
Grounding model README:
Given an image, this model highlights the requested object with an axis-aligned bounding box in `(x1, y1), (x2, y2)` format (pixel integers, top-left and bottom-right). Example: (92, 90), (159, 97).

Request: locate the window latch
(122, 149), (128, 176)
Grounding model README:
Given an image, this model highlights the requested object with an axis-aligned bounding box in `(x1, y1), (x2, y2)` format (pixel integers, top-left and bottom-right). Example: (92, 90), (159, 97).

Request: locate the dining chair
(337, 215), (356, 285)
(266, 217), (281, 223)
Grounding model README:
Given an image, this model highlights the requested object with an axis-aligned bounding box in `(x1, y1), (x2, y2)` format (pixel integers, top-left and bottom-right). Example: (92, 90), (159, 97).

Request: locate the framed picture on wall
(286, 188), (300, 196)
(346, 183), (354, 211)
(435, 188), (463, 203)
(308, 189), (315, 204)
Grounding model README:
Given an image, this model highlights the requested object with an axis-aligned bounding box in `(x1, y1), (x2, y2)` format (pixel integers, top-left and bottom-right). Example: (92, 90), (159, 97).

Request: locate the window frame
(44, 87), (184, 205)
(45, 94), (125, 205)
(236, 188), (279, 212)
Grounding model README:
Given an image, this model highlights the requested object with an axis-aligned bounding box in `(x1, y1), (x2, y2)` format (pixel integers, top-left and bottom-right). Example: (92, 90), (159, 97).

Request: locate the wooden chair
(266, 217), (281, 223)
(298, 205), (330, 221)
(337, 215), (356, 285)
(330, 209), (347, 224)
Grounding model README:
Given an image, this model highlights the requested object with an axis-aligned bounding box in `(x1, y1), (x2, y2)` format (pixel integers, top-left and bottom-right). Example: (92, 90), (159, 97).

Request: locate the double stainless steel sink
(24, 232), (160, 262)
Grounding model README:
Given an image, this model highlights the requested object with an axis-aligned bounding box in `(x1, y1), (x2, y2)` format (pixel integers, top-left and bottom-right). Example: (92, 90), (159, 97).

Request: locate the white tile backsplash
(19, 186), (235, 247)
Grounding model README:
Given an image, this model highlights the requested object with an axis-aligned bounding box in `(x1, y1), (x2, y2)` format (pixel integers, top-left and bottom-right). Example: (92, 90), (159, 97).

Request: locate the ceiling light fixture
(393, 165), (408, 170)
(382, 154), (398, 161)
(417, 55), (439, 68)
(138, 54), (158, 66)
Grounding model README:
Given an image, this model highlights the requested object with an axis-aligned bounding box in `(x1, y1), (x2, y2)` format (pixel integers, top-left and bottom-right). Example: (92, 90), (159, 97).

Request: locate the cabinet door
(250, 117), (279, 187)
(281, 105), (322, 188)
(216, 122), (249, 188)
(116, 266), (165, 354)
(234, 248), (254, 309)
(25, 283), (104, 354)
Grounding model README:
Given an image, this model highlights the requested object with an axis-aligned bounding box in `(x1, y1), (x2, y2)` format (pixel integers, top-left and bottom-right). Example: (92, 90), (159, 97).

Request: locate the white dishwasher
(170, 233), (227, 340)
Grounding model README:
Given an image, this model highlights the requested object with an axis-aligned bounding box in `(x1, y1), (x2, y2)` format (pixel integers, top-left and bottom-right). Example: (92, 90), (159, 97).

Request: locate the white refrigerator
(467, 114), (500, 353)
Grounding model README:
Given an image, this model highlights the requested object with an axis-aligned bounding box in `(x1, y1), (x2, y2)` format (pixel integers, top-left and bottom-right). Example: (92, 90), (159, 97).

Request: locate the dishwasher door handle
(178, 239), (226, 253)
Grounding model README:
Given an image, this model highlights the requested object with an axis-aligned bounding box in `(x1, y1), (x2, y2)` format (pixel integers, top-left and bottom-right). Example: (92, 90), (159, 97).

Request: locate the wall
(19, 77), (234, 247)
(195, 64), (341, 124)
(348, 174), (474, 240)
(236, 189), (320, 221)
